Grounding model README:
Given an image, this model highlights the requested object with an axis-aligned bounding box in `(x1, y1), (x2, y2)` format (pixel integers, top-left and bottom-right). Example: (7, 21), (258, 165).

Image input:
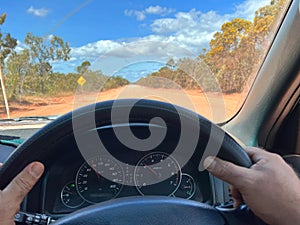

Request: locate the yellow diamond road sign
(77, 76), (86, 86)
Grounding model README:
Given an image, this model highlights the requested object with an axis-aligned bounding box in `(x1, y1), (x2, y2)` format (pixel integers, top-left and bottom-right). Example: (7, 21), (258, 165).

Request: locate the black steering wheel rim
(0, 99), (254, 225)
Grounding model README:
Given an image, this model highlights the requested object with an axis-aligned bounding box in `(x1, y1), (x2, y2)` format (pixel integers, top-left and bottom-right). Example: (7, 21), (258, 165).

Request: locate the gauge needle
(92, 166), (101, 180)
(143, 163), (158, 176)
(64, 190), (73, 195)
(95, 171), (101, 180)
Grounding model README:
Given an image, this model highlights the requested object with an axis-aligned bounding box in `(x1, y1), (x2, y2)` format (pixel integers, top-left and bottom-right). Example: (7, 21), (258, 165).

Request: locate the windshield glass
(0, 0), (291, 124)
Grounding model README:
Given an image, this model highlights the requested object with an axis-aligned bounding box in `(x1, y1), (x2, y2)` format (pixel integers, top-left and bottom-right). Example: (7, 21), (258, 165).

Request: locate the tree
(103, 76), (129, 91)
(77, 61), (91, 75)
(204, 18), (260, 93)
(81, 70), (108, 92)
(166, 58), (176, 70)
(178, 58), (218, 91)
(253, 0), (288, 48)
(24, 32), (71, 93)
(0, 13), (17, 118)
(0, 14), (17, 65)
(206, 18), (253, 69)
(5, 49), (33, 99)
(200, 0), (289, 93)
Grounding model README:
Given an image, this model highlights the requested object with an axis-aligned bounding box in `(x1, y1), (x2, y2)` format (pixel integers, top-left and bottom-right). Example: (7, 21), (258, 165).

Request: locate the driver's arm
(204, 147), (300, 225)
(0, 162), (44, 225)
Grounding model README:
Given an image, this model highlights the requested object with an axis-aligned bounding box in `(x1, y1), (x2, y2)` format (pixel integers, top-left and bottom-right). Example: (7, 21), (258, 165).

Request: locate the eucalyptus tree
(25, 32), (71, 94)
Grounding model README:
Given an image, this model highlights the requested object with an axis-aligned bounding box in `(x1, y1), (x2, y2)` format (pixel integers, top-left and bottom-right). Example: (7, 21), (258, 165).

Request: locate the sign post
(0, 67), (10, 119)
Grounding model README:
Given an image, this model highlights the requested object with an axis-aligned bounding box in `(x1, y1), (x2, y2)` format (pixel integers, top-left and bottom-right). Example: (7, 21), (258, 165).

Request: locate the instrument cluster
(45, 151), (208, 214)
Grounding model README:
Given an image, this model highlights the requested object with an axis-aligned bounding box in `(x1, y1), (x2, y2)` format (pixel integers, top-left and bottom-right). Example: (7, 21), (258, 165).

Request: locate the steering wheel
(0, 99), (264, 225)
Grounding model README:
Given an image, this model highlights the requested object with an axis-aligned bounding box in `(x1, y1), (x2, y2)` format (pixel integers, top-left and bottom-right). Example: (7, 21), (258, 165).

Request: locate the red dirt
(0, 85), (247, 122)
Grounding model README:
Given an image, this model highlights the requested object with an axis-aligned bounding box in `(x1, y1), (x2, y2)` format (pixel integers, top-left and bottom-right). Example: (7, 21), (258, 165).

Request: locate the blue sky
(0, 0), (270, 81)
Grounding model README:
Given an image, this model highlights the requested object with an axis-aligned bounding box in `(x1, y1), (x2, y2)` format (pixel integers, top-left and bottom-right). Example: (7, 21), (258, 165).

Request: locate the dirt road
(0, 85), (246, 122)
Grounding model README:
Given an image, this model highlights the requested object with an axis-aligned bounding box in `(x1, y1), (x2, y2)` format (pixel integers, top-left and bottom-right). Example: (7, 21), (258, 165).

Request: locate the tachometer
(76, 155), (124, 204)
(134, 152), (181, 196)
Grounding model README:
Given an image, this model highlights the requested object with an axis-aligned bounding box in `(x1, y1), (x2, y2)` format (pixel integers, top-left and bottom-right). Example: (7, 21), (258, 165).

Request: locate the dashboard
(40, 124), (212, 215)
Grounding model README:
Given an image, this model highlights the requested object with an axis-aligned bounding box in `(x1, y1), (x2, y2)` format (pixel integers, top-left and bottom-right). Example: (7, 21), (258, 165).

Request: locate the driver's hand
(204, 147), (300, 225)
(0, 162), (44, 225)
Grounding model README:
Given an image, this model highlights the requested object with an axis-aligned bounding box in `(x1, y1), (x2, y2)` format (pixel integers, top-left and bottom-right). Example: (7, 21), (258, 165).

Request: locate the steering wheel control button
(14, 211), (55, 225)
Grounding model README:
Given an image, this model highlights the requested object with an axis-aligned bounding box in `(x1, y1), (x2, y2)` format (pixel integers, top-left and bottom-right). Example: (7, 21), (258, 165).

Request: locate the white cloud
(71, 40), (122, 60)
(125, 5), (174, 21)
(71, 36), (194, 61)
(234, 0), (270, 20)
(27, 6), (49, 17)
(124, 9), (146, 21)
(145, 5), (175, 15)
(149, 9), (229, 52)
(151, 9), (224, 34)
(68, 57), (77, 62)
(105, 38), (194, 59)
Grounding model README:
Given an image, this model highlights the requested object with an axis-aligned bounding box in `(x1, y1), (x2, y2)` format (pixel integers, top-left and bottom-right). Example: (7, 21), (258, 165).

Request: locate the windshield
(0, 0), (291, 124)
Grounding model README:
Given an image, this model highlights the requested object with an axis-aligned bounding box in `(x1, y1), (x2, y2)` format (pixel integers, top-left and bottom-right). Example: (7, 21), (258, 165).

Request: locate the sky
(0, 0), (270, 82)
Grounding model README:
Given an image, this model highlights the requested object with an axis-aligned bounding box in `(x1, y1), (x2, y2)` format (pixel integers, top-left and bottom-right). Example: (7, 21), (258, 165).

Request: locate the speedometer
(134, 152), (181, 196)
(76, 155), (124, 204)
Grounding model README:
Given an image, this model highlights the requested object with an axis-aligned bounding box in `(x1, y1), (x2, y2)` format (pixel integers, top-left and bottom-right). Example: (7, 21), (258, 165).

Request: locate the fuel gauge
(61, 181), (84, 208)
(173, 174), (196, 199)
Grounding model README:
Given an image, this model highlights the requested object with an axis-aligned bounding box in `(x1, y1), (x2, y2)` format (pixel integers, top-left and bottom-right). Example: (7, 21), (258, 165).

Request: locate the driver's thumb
(204, 156), (249, 188)
(3, 162), (44, 205)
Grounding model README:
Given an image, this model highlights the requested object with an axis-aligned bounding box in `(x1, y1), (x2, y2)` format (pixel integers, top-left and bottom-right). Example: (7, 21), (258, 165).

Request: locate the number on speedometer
(76, 155), (124, 204)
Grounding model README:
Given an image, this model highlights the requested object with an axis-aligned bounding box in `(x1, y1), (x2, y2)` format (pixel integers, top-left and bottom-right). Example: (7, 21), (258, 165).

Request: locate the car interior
(0, 0), (299, 224)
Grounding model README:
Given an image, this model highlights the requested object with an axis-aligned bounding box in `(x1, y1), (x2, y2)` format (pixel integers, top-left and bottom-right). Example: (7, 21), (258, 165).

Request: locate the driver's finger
(204, 156), (250, 188)
(0, 163), (3, 168)
(229, 185), (243, 208)
(2, 162), (44, 205)
(244, 147), (268, 163)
